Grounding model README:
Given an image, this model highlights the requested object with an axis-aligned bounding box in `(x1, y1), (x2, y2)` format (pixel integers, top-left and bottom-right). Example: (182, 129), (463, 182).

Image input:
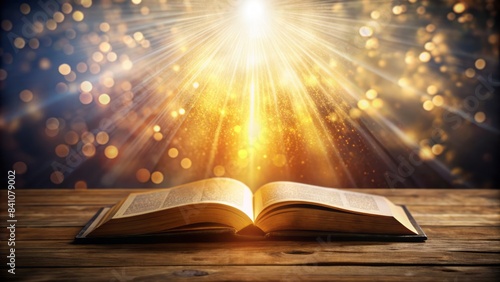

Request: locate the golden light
(241, 0), (266, 23)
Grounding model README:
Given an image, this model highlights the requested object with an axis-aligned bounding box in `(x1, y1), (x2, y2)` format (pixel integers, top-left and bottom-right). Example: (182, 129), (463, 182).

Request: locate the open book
(76, 178), (426, 242)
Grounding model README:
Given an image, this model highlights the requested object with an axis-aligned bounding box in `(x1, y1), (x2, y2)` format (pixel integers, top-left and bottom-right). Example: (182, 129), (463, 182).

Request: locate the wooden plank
(6, 266), (500, 281)
(2, 240), (499, 267)
(3, 239), (500, 252)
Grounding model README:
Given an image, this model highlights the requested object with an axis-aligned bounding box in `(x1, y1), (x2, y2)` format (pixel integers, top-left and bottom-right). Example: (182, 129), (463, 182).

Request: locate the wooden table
(1, 189), (499, 281)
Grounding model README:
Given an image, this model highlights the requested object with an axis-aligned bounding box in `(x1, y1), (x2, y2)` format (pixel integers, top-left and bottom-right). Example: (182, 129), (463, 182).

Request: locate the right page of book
(253, 181), (418, 234)
(253, 182), (394, 219)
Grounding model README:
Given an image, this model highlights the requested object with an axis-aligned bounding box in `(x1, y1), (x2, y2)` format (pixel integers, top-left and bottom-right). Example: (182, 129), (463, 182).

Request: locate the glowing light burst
(1, 0), (498, 189)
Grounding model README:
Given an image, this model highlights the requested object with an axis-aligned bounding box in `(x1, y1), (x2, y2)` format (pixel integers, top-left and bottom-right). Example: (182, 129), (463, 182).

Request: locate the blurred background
(1, 0), (499, 190)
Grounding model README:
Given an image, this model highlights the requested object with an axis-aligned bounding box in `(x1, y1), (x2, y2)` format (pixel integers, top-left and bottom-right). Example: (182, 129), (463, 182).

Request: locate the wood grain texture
(1, 189), (499, 281)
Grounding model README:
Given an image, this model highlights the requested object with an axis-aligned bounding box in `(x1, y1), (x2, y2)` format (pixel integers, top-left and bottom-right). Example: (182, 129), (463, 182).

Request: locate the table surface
(1, 189), (499, 281)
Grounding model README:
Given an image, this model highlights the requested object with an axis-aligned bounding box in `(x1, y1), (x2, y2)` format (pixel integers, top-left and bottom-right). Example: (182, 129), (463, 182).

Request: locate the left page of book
(113, 178), (254, 221)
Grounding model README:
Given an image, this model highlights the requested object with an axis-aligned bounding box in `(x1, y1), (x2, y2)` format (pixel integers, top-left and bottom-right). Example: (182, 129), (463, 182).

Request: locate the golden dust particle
(365, 89), (378, 99)
(431, 144), (445, 155)
(81, 0), (92, 8)
(14, 37), (26, 49)
(357, 99), (370, 110)
(76, 62), (88, 73)
(475, 59), (486, 70)
(234, 125), (242, 133)
(370, 10), (380, 20)
(0, 69), (7, 80)
(64, 71), (76, 82)
(424, 42), (435, 51)
(136, 168), (151, 183)
(80, 81), (93, 92)
(168, 148), (179, 158)
(151, 171), (164, 184)
(82, 143), (96, 157)
(419, 147), (435, 160)
(398, 78), (409, 88)
(372, 98), (384, 108)
(96, 131), (109, 145)
(427, 85), (438, 95)
(98, 93), (111, 105)
(90, 63), (101, 74)
(132, 0), (142, 5)
(105, 145), (119, 159)
(133, 32), (144, 41)
(432, 95), (444, 106)
(122, 60), (133, 70)
(39, 58), (51, 70)
(56, 82), (69, 93)
(213, 165), (225, 177)
(29, 38), (40, 49)
(62, 2), (73, 14)
(51, 171), (64, 184)
(359, 26), (373, 37)
(447, 12), (456, 21)
(465, 68), (475, 78)
(419, 51), (431, 63)
(181, 158), (192, 169)
(172, 64), (180, 72)
(65, 131), (79, 145)
(488, 34), (498, 45)
(1, 20), (12, 31)
(193, 82), (199, 89)
(416, 6), (426, 15)
(99, 42), (111, 53)
(238, 149), (248, 159)
(46, 117), (60, 130)
(153, 125), (161, 132)
(92, 51), (104, 62)
(349, 108), (362, 119)
(19, 89), (34, 102)
(327, 112), (337, 122)
(103, 77), (115, 88)
(153, 132), (163, 141)
(474, 112), (486, 123)
(141, 6), (150, 15)
(20, 3), (30, 14)
(453, 3), (466, 14)
(79, 92), (93, 104)
(46, 19), (57, 31)
(55, 144), (70, 158)
(53, 12), (65, 23)
(99, 22), (110, 32)
(121, 81), (132, 91)
(272, 154), (287, 168)
(426, 24), (436, 33)
(58, 64), (71, 75)
(171, 111), (178, 118)
(13, 161), (27, 174)
(74, 181), (87, 190)
(392, 5), (403, 15)
(81, 132), (95, 144)
(423, 100), (434, 111)
(365, 38), (379, 49)
(179, 108), (186, 115)
(72, 11), (84, 22)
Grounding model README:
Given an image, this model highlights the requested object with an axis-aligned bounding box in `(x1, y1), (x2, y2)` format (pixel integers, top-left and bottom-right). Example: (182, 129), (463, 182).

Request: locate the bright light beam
(242, 0), (265, 22)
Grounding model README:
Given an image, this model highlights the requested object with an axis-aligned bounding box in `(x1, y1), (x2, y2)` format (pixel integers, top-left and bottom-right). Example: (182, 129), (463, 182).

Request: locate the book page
(113, 178), (254, 220)
(254, 182), (393, 219)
